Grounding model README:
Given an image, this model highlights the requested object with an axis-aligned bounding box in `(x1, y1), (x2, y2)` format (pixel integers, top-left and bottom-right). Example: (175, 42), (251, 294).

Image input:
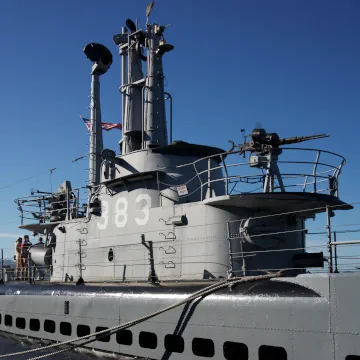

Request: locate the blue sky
(0, 0), (359, 262)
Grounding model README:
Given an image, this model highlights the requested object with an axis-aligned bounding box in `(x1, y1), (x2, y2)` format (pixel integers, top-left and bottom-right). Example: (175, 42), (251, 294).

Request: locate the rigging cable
(0, 272), (282, 359)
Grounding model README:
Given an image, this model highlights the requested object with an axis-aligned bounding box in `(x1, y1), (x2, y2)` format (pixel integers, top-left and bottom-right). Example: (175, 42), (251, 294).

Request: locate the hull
(0, 333), (123, 360)
(0, 274), (359, 359)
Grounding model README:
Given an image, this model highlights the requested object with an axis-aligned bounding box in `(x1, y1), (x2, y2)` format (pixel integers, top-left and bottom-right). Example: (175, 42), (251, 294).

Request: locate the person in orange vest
(21, 235), (32, 280)
(14, 237), (22, 280)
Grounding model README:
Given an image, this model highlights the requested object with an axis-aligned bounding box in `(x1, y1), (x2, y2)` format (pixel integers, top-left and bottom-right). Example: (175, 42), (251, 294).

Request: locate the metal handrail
(15, 187), (88, 225)
(155, 147), (345, 201)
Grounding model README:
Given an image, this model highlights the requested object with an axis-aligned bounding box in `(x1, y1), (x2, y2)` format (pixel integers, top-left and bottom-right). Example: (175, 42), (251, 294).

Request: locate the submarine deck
(0, 278), (320, 298)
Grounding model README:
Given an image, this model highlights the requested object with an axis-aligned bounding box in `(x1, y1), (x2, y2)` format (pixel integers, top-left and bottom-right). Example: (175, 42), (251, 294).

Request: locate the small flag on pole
(80, 116), (122, 131)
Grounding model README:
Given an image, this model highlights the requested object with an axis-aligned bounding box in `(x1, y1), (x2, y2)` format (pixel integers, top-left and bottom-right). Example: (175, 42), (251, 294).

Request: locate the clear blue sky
(0, 0), (359, 259)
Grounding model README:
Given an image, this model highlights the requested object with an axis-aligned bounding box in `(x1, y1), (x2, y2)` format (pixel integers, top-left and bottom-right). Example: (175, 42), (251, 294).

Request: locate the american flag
(80, 116), (122, 131)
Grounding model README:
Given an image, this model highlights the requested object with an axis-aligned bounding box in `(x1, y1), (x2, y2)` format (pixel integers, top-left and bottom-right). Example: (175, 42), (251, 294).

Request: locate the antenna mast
(113, 1), (174, 153)
(83, 43), (112, 193)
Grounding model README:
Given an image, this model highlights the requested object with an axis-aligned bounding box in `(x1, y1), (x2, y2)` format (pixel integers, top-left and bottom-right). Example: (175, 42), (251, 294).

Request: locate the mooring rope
(0, 272), (282, 359)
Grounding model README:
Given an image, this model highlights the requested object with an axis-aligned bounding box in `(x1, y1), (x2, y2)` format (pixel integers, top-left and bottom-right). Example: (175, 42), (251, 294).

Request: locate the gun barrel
(279, 133), (329, 145)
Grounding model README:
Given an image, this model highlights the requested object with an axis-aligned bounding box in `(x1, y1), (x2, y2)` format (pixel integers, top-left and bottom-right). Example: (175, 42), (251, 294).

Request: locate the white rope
(0, 272), (281, 359)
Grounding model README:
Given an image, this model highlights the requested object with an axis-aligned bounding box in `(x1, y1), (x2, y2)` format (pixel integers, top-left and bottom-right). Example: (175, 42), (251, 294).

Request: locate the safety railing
(15, 188), (88, 226)
(225, 202), (360, 276)
(156, 147), (346, 201)
(2, 203), (360, 284)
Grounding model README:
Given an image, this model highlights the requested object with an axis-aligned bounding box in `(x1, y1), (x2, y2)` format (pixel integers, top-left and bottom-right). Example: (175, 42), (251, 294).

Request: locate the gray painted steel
(4, 4), (360, 360)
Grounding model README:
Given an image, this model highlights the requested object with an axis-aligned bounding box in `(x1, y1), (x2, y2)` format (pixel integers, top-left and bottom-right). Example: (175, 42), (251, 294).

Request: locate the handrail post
(79, 240), (83, 279)
(164, 92), (173, 145)
(156, 171), (161, 206)
(193, 163), (203, 200)
(76, 189), (80, 219)
(66, 188), (70, 221)
(1, 249), (4, 283)
(28, 251), (32, 284)
(326, 206), (333, 273)
(207, 158), (212, 198)
(142, 86), (146, 149)
(226, 222), (234, 279)
(333, 231), (339, 273)
(303, 175), (308, 192)
(221, 154), (229, 195)
(313, 150), (321, 193)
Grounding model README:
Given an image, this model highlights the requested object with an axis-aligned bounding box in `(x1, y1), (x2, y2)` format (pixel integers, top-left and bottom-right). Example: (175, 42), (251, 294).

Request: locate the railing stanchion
(326, 206), (333, 273)
(1, 249), (4, 283)
(313, 150), (321, 193)
(193, 163), (203, 200)
(164, 92), (173, 144)
(28, 251), (32, 284)
(333, 231), (339, 273)
(207, 158), (212, 198)
(221, 154), (229, 195)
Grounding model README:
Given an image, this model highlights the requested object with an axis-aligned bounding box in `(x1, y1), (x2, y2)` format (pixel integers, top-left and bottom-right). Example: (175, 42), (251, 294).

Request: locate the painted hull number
(97, 194), (151, 230)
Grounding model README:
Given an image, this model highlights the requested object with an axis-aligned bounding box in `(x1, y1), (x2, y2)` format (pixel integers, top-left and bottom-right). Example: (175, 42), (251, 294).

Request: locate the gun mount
(229, 127), (329, 155)
(228, 128), (330, 192)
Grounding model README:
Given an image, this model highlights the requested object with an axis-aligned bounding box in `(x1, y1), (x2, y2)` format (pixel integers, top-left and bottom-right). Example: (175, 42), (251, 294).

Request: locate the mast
(143, 23), (173, 148)
(119, 21), (145, 154)
(83, 43), (112, 192)
(114, 2), (174, 154)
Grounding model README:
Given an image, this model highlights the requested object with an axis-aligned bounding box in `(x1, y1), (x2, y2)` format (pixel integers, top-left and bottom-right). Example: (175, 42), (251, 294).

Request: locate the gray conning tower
(114, 2), (173, 154)
(14, 3), (353, 283)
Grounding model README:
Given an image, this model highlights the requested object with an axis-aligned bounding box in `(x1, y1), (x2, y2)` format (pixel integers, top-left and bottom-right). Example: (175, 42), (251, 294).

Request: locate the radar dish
(83, 43), (113, 66)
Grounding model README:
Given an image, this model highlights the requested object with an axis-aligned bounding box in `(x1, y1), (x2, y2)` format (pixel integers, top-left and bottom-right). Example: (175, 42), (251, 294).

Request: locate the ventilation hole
(116, 330), (132, 345)
(44, 320), (56, 333)
(60, 322), (72, 336)
(139, 331), (157, 349)
(77, 324), (90, 337)
(259, 345), (287, 360)
(224, 341), (248, 360)
(192, 338), (215, 358)
(164, 334), (184, 353)
(4, 315), (12, 327)
(16, 317), (26, 330)
(30, 319), (40, 332)
(346, 357), (360, 360)
(108, 248), (114, 262)
(96, 327), (110, 343)
(64, 301), (69, 315)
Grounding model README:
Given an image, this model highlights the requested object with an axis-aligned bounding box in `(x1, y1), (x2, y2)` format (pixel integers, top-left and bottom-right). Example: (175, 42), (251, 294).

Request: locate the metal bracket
(77, 228), (88, 235)
(76, 264), (86, 271)
(160, 261), (176, 269)
(159, 246), (176, 254)
(159, 232), (176, 240)
(159, 215), (187, 226)
(75, 251), (87, 259)
(76, 239), (88, 246)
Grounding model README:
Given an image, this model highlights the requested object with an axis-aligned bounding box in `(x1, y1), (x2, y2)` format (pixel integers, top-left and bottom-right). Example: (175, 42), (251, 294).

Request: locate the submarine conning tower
(15, 3), (353, 284)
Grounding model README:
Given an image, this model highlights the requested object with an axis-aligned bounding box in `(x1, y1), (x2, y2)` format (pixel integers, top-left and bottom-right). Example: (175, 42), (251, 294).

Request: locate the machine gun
(228, 128), (329, 193)
(229, 128), (329, 156)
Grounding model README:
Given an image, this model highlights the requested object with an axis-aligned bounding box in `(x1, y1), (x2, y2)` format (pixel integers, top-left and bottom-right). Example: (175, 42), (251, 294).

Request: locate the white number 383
(97, 194), (151, 230)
